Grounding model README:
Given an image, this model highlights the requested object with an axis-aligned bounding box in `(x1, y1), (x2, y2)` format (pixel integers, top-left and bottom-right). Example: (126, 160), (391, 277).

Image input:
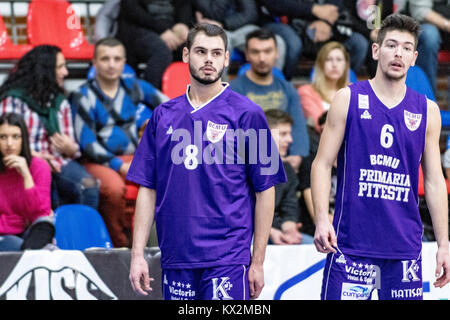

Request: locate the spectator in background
(287, 0), (369, 75)
(193, 0), (287, 75)
(392, 0), (447, 95)
(256, 0), (339, 80)
(298, 41), (350, 133)
(0, 45), (99, 211)
(93, 0), (121, 42)
(0, 113), (55, 251)
(70, 38), (168, 248)
(432, 0), (450, 50)
(297, 111), (334, 238)
(347, 0), (449, 94)
(230, 28), (309, 173)
(265, 109), (314, 245)
(343, 0), (392, 77)
(116, 0), (193, 89)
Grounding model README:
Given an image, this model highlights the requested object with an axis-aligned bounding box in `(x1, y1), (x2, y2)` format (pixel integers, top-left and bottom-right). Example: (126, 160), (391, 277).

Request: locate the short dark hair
(94, 37), (126, 58)
(245, 28), (277, 49)
(377, 13), (420, 48)
(265, 109), (293, 128)
(186, 23), (228, 51)
(0, 113), (32, 172)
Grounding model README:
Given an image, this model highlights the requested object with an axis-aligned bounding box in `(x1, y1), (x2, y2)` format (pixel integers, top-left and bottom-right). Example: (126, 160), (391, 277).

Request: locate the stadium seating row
(0, 0), (93, 60)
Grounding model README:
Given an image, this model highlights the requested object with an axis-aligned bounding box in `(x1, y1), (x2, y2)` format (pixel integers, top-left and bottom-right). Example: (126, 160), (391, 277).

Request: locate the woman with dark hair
(0, 113), (55, 251)
(0, 45), (99, 210)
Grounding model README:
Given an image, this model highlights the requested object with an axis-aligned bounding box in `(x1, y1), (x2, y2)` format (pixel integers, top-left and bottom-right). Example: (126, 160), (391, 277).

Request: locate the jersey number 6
(380, 124), (394, 148)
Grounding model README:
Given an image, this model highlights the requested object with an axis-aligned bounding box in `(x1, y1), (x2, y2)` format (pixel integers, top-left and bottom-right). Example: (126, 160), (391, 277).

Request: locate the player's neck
(246, 69), (274, 86)
(188, 80), (224, 107)
(369, 73), (407, 108)
(96, 76), (120, 99)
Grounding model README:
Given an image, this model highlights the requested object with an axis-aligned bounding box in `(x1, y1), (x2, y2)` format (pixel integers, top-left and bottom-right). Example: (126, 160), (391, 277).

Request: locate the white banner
(258, 242), (450, 300)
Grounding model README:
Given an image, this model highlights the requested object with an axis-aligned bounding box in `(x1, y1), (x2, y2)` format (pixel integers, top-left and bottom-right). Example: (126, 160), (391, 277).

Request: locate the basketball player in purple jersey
(311, 14), (450, 300)
(127, 23), (286, 300)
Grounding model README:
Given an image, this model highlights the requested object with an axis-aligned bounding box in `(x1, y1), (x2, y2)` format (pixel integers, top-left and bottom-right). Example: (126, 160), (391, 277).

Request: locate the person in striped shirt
(0, 45), (99, 212)
(70, 38), (168, 248)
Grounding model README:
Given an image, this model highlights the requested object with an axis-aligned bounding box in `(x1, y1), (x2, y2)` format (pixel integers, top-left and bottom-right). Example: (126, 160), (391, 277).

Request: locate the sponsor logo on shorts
(212, 276), (234, 300)
(341, 283), (373, 300)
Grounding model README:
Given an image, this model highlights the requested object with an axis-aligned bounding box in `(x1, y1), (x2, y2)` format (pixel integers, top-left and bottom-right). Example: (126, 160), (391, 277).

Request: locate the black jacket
(273, 161), (301, 230)
(193, 0), (258, 30)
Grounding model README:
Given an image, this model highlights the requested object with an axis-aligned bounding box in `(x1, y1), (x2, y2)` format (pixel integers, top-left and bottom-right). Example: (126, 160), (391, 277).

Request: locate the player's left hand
(434, 246), (450, 288)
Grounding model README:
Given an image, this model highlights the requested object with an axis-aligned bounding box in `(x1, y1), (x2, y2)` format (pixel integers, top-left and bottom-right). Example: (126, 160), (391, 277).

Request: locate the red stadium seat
(418, 165), (450, 197)
(0, 14), (32, 59)
(125, 183), (139, 238)
(161, 62), (190, 99)
(27, 0), (93, 60)
(438, 50), (450, 63)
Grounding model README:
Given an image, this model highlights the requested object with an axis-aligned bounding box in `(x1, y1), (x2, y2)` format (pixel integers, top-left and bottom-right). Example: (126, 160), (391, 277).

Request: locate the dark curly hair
(0, 45), (63, 107)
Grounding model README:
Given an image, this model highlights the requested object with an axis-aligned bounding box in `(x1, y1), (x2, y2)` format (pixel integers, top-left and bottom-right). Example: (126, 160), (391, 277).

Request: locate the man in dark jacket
(265, 109), (314, 245)
(193, 0), (287, 73)
(116, 0), (193, 89)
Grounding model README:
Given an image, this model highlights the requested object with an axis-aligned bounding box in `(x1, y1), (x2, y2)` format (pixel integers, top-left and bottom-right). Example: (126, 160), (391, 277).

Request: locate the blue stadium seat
(405, 65), (435, 101)
(54, 204), (113, 250)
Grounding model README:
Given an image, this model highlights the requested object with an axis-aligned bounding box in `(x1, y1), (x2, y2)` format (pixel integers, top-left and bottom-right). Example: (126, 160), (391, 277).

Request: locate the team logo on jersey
(358, 94), (369, 109)
(404, 110), (422, 131)
(206, 121), (228, 143)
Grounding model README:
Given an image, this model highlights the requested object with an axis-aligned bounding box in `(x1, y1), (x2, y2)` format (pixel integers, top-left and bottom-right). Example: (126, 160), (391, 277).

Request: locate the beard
(251, 65), (272, 78)
(190, 64), (225, 85)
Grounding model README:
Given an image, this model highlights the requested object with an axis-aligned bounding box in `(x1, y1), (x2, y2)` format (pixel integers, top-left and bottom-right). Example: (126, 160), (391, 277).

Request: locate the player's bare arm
(129, 187), (156, 295)
(311, 87), (350, 254)
(249, 186), (275, 299)
(422, 99), (450, 288)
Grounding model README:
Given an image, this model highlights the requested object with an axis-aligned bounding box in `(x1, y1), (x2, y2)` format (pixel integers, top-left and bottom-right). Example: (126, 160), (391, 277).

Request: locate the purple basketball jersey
(127, 84), (287, 269)
(333, 80), (427, 259)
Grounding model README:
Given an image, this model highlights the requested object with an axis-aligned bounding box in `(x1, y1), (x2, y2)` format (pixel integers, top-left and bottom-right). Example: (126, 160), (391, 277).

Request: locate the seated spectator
(193, 0), (287, 74)
(298, 41), (350, 133)
(0, 45), (99, 211)
(93, 0), (121, 42)
(116, 0), (192, 89)
(257, 0), (339, 80)
(230, 28), (309, 172)
(288, 0), (369, 75)
(70, 38), (168, 248)
(432, 0), (450, 50)
(0, 113), (55, 251)
(298, 111), (335, 237)
(343, 0), (391, 77)
(265, 109), (314, 245)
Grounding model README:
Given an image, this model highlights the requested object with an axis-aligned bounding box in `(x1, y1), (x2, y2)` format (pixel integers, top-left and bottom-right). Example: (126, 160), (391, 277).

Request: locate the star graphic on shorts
(186, 283), (191, 289)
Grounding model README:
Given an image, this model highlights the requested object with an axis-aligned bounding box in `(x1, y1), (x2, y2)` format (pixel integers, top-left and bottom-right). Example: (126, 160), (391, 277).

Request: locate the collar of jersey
(186, 82), (229, 114)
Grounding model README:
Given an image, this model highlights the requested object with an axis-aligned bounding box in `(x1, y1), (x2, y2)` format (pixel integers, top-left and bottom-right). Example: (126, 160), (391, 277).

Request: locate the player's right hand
(129, 255), (154, 296)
